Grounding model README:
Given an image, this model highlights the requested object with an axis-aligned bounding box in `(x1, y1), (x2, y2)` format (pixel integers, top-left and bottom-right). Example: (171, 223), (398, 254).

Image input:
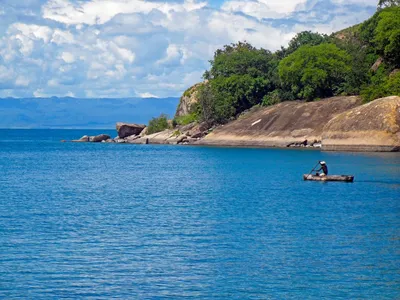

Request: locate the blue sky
(0, 0), (377, 98)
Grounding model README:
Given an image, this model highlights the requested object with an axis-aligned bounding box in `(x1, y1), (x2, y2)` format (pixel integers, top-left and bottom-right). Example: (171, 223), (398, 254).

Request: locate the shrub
(147, 114), (169, 134)
(361, 67), (400, 102)
(261, 89), (295, 106)
(174, 113), (198, 126)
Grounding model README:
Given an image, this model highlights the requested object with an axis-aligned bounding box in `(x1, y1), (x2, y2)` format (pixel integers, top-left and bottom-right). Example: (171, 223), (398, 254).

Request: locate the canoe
(303, 174), (354, 182)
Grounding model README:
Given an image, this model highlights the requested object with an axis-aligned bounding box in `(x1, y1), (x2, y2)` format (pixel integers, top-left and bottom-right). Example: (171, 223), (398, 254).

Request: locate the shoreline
(65, 136), (400, 153)
(66, 95), (400, 153)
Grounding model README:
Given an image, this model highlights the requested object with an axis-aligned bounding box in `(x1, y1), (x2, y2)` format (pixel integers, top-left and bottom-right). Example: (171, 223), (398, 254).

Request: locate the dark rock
(176, 135), (188, 144)
(90, 134), (111, 142)
(72, 135), (90, 142)
(125, 135), (141, 143)
(179, 122), (197, 132)
(191, 131), (204, 139)
(116, 122), (146, 138)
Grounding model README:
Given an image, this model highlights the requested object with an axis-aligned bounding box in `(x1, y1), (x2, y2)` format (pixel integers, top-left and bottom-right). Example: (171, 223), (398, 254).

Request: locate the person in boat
(316, 161), (328, 176)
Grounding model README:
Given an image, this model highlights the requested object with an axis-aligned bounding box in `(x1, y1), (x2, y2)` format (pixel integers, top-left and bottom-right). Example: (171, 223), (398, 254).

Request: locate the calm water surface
(0, 129), (399, 299)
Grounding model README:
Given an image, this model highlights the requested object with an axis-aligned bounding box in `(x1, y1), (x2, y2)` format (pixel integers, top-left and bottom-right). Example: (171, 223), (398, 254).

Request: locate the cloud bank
(0, 0), (376, 98)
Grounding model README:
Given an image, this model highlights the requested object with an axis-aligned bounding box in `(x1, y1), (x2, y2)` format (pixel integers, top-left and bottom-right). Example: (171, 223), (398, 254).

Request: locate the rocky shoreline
(69, 95), (400, 152)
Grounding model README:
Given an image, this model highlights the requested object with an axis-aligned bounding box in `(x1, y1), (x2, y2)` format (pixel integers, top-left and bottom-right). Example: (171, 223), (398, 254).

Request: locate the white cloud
(15, 76), (30, 87)
(11, 23), (53, 43)
(139, 92), (158, 98)
(0, 0), (376, 98)
(42, 0), (208, 25)
(222, 0), (307, 18)
(61, 52), (75, 63)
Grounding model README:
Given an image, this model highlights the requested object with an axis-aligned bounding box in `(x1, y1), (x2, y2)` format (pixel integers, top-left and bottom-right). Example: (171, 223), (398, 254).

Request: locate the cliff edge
(175, 83), (203, 118)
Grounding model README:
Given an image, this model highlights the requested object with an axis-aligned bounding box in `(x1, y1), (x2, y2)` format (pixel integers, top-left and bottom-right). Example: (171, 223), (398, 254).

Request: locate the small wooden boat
(303, 174), (354, 182)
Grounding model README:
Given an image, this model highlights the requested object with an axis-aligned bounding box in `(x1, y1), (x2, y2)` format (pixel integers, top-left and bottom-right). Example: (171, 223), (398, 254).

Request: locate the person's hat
(320, 161), (326, 165)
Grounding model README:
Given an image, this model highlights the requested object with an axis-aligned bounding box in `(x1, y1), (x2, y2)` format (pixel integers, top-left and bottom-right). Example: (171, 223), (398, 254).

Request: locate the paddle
(306, 161), (321, 178)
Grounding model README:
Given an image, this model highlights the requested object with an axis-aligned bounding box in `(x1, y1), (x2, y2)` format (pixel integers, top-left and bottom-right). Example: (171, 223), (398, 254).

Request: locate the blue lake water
(0, 129), (399, 299)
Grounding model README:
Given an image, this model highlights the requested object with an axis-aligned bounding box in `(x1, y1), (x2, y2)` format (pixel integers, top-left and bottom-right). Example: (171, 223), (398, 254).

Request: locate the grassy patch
(174, 113), (198, 126)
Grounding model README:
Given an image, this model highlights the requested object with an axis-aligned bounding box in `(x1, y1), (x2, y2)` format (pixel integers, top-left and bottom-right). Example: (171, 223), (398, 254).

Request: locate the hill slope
(198, 96), (361, 147)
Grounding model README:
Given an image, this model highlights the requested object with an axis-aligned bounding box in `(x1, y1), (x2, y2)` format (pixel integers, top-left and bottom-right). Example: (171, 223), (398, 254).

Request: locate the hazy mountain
(0, 97), (179, 129)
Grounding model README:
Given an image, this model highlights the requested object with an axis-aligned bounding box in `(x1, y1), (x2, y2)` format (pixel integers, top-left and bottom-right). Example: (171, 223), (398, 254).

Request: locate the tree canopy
(198, 42), (280, 123)
(177, 4), (400, 127)
(374, 7), (400, 66)
(278, 44), (351, 100)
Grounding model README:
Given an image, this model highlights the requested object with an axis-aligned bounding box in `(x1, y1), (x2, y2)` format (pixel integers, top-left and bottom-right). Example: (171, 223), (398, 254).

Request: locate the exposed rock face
(116, 122), (146, 138)
(139, 127), (148, 137)
(322, 96), (400, 152)
(175, 82), (204, 118)
(198, 96), (362, 147)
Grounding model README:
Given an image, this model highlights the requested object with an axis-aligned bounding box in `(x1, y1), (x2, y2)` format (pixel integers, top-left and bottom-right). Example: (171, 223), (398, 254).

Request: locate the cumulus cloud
(0, 0), (376, 98)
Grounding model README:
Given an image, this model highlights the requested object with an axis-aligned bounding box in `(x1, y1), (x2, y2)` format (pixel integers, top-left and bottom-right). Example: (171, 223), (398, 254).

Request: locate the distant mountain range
(0, 97), (179, 129)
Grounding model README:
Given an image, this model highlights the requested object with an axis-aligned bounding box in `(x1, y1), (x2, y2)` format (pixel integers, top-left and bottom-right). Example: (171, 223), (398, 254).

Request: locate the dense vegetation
(147, 114), (169, 134)
(181, 3), (400, 125)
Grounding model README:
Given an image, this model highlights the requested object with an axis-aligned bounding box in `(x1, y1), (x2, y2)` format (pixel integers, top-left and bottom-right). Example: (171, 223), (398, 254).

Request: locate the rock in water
(322, 96), (400, 152)
(90, 134), (111, 142)
(116, 123), (146, 138)
(73, 135), (90, 142)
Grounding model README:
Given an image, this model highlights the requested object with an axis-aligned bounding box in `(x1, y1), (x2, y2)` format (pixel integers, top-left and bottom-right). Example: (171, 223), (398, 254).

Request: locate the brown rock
(175, 82), (205, 118)
(90, 134), (111, 142)
(116, 122), (146, 138)
(322, 96), (400, 152)
(125, 135), (140, 143)
(72, 135), (90, 142)
(139, 127), (148, 137)
(198, 96), (362, 147)
(176, 135), (188, 144)
(371, 57), (383, 72)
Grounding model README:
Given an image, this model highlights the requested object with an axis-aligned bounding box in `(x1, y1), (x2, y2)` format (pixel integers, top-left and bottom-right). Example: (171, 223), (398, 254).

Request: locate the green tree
(198, 42), (280, 123)
(284, 31), (328, 56)
(374, 7), (400, 66)
(278, 44), (351, 100)
(147, 114), (169, 134)
(197, 83), (216, 125)
(206, 41), (279, 81)
(334, 34), (377, 95)
(361, 68), (400, 102)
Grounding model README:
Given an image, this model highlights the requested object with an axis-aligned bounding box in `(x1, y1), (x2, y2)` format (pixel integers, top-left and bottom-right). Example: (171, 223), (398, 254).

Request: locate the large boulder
(116, 122), (146, 138)
(322, 96), (400, 152)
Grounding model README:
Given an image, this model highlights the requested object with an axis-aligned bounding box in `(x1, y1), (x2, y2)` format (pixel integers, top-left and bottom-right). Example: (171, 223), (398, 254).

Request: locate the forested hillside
(171, 1), (400, 128)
